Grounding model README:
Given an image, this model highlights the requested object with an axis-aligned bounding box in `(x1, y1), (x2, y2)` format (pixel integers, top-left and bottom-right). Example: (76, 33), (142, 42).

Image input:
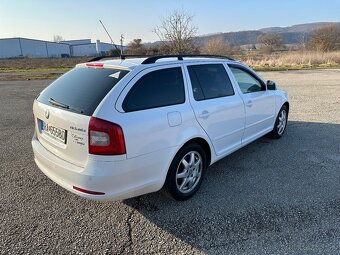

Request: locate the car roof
(80, 56), (239, 71)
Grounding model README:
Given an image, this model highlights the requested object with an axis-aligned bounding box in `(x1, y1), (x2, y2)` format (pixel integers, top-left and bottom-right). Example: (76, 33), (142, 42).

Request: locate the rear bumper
(32, 133), (169, 201)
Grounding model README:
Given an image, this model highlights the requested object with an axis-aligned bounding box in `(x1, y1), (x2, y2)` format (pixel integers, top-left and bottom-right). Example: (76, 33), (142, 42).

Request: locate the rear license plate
(41, 120), (67, 144)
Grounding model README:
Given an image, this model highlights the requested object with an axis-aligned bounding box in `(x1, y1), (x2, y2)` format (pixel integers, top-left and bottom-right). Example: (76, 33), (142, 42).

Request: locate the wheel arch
(178, 137), (212, 167)
(164, 136), (212, 200)
(283, 101), (289, 113)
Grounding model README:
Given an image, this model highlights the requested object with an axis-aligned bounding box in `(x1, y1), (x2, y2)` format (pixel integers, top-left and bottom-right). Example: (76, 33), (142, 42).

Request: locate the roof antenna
(99, 19), (122, 59)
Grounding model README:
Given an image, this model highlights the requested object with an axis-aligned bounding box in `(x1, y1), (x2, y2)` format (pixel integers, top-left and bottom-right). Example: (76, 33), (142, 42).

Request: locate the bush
(200, 37), (236, 56)
(307, 24), (340, 52)
(125, 39), (147, 55)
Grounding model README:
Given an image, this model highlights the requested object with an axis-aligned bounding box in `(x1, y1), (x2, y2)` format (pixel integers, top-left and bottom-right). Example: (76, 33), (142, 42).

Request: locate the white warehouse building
(0, 37), (122, 58)
(0, 38), (70, 58)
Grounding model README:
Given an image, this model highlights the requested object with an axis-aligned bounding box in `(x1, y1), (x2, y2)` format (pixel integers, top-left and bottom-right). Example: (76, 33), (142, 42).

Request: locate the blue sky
(0, 0), (339, 44)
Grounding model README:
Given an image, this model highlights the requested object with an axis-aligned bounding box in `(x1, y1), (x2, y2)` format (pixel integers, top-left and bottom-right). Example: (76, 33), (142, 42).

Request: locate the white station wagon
(32, 55), (289, 201)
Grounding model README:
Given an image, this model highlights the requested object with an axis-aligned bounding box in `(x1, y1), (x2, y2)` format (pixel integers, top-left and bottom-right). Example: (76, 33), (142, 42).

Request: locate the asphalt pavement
(1, 69), (340, 254)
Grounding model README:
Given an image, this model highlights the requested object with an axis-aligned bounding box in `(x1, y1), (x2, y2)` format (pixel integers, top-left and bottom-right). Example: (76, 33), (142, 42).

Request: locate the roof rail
(87, 54), (235, 63)
(141, 54), (235, 64)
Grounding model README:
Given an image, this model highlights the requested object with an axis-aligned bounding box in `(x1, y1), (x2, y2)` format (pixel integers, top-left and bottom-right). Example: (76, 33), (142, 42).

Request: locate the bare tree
(125, 39), (147, 55)
(154, 11), (198, 54)
(257, 33), (283, 54)
(53, 35), (64, 43)
(307, 24), (340, 52)
(200, 37), (235, 56)
(257, 33), (283, 47)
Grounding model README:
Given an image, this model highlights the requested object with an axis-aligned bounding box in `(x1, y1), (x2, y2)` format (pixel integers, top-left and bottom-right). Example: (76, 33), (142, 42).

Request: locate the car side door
(228, 64), (276, 144)
(115, 64), (193, 159)
(184, 62), (245, 156)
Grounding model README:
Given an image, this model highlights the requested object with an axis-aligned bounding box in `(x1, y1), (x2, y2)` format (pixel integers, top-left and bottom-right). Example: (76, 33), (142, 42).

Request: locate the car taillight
(88, 117), (126, 155)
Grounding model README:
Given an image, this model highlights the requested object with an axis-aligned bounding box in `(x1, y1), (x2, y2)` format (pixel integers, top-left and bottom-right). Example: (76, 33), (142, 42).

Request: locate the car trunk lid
(34, 101), (90, 167)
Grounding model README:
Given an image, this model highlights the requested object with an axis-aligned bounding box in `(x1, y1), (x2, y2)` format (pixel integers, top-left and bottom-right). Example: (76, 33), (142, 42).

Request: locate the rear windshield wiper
(48, 98), (69, 109)
(48, 98), (83, 114)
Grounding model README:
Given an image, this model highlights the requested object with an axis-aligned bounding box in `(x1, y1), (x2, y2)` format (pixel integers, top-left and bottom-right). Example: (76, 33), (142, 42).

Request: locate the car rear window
(36, 67), (129, 116)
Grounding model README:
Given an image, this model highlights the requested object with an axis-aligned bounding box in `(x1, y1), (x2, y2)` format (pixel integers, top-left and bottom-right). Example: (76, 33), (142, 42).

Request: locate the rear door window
(36, 67), (129, 116)
(187, 64), (234, 101)
(122, 67), (185, 112)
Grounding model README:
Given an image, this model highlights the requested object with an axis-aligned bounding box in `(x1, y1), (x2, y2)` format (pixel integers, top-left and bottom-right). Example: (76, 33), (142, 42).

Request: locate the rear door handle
(198, 110), (210, 119)
(245, 100), (253, 107)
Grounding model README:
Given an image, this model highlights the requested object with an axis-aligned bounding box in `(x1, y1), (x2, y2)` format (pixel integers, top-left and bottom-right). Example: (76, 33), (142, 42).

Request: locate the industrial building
(63, 39), (118, 57)
(0, 37), (121, 58)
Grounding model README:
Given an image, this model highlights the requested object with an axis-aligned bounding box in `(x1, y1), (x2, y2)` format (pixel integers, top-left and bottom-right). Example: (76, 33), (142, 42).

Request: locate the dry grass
(0, 57), (89, 72)
(1, 52), (340, 81)
(240, 51), (340, 70)
(0, 57), (88, 80)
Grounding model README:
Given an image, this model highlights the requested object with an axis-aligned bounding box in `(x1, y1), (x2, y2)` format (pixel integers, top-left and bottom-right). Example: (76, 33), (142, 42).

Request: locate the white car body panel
(240, 90), (276, 144)
(183, 62), (245, 156)
(32, 57), (289, 201)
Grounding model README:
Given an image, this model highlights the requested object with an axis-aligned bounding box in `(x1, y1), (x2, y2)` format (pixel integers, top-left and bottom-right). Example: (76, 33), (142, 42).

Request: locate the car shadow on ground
(123, 120), (340, 253)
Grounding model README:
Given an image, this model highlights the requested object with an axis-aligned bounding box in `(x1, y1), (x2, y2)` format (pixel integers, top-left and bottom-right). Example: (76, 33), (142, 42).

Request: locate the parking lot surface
(1, 69), (339, 254)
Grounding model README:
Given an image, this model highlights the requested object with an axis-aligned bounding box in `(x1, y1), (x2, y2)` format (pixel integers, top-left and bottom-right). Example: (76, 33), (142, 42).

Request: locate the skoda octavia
(32, 55), (289, 201)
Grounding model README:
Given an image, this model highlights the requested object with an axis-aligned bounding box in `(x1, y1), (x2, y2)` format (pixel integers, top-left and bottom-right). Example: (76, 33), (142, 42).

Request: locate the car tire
(165, 143), (207, 201)
(270, 105), (288, 139)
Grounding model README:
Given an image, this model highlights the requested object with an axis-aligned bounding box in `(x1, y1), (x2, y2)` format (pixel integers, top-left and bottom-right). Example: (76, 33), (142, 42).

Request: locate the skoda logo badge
(45, 109), (50, 119)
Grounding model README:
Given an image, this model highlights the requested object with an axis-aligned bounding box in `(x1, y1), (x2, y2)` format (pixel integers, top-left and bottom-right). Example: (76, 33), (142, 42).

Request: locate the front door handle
(198, 110), (210, 119)
(245, 100), (253, 107)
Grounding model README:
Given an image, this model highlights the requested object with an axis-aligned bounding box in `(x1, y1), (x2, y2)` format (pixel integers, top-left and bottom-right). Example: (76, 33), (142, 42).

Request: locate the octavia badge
(45, 109), (50, 119)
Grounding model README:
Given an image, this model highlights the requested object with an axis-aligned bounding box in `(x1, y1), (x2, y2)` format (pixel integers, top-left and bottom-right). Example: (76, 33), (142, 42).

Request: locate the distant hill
(195, 30), (264, 46)
(144, 22), (340, 48)
(194, 22), (340, 46)
(258, 22), (336, 33)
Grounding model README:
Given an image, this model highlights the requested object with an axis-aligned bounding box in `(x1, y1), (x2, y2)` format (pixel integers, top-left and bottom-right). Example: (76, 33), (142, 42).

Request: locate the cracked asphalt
(1, 69), (340, 254)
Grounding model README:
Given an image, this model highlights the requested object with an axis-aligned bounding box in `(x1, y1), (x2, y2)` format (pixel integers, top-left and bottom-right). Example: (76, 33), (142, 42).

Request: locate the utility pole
(120, 34), (124, 56)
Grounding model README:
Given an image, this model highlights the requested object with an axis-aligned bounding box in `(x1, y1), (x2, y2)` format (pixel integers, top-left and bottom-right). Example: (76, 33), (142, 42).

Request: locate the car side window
(123, 67), (185, 112)
(229, 66), (265, 94)
(187, 64), (234, 101)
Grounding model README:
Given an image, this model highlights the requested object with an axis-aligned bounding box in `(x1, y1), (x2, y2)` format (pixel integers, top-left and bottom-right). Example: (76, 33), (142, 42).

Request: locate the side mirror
(266, 80), (276, 90)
